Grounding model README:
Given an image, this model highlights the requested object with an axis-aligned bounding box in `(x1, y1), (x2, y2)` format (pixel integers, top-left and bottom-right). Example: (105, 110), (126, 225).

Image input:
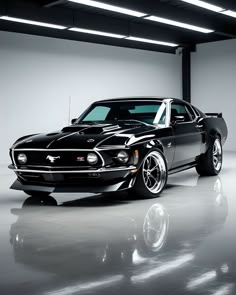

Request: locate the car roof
(96, 96), (186, 104)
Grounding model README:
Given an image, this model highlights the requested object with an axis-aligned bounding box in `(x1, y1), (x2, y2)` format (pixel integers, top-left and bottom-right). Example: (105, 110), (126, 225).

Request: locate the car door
(171, 102), (202, 168)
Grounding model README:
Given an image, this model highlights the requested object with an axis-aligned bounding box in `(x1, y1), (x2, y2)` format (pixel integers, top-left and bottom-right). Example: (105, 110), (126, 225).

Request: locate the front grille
(13, 150), (103, 168)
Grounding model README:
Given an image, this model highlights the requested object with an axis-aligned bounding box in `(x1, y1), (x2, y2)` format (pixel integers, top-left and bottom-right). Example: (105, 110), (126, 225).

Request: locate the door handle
(196, 124), (203, 128)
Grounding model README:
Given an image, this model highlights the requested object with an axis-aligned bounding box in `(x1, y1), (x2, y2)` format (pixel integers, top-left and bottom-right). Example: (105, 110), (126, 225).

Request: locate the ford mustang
(9, 97), (228, 198)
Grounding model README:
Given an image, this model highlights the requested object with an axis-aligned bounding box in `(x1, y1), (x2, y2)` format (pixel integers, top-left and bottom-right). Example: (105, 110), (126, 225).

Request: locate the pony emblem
(46, 155), (60, 163)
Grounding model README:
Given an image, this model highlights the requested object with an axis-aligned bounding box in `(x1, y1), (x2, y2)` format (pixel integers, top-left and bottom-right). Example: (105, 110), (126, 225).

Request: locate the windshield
(77, 101), (166, 125)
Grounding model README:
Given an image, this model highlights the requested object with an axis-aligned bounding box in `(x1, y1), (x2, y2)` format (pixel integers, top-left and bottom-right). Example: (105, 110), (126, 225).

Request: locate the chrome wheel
(142, 151), (167, 194)
(213, 138), (222, 171)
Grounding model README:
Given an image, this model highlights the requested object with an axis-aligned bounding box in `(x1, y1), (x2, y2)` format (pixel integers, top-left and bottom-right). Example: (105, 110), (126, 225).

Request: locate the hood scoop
(102, 125), (121, 133)
(62, 126), (89, 132)
(61, 124), (117, 135)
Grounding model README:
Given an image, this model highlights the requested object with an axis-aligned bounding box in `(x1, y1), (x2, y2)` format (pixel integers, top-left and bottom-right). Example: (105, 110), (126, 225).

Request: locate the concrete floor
(0, 152), (236, 295)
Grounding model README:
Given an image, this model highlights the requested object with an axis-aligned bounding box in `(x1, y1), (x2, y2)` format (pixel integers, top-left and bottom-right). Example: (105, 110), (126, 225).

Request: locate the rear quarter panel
(201, 117), (228, 148)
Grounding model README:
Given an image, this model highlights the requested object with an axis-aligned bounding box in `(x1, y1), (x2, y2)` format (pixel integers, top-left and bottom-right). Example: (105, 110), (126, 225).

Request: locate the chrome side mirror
(172, 115), (185, 125)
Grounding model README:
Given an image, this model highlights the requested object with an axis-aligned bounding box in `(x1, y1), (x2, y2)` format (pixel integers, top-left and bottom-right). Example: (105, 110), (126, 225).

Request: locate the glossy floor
(0, 152), (236, 295)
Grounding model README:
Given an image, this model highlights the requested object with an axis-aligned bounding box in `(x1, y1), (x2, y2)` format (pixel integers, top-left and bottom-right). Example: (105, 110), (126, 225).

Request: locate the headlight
(117, 151), (129, 164)
(87, 153), (98, 165)
(17, 153), (27, 164)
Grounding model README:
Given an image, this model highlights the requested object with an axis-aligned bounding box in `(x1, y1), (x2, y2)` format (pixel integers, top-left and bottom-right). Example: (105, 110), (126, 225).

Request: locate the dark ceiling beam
(44, 0), (67, 8)
(2, 0), (227, 45)
(0, 20), (176, 54)
(103, 0), (236, 37)
(206, 0), (236, 11)
(0, 1), (189, 45)
(0, 0), (234, 54)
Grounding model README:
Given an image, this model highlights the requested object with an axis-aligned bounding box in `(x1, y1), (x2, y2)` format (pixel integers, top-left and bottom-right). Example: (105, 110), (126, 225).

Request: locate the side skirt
(168, 162), (197, 175)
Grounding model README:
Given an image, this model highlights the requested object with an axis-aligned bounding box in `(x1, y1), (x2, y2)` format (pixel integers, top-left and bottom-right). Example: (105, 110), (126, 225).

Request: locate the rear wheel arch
(196, 135), (222, 176)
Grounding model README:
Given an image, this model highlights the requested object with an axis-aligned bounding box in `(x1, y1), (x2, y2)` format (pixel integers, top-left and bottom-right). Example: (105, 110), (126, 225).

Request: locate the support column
(182, 48), (191, 103)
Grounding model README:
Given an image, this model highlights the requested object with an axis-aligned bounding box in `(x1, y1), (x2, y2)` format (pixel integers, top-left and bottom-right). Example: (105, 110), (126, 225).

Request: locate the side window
(186, 106), (196, 121)
(82, 106), (110, 121)
(159, 108), (166, 125)
(171, 104), (191, 122)
(192, 106), (200, 117)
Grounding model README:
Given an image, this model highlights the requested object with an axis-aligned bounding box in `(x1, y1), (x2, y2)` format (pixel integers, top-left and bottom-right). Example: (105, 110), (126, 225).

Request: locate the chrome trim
(11, 149), (17, 168)
(46, 131), (77, 148)
(165, 99), (172, 127)
(97, 145), (129, 150)
(94, 150), (105, 167)
(14, 148), (99, 151)
(13, 166), (136, 174)
(17, 165), (95, 169)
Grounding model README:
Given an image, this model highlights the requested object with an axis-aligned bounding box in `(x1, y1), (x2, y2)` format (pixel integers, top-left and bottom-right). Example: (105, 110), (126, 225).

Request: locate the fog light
(87, 153), (98, 165)
(117, 151), (129, 163)
(17, 153), (27, 164)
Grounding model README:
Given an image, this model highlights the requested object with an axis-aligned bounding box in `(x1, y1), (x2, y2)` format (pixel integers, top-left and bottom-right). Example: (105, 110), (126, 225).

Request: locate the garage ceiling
(0, 0), (236, 54)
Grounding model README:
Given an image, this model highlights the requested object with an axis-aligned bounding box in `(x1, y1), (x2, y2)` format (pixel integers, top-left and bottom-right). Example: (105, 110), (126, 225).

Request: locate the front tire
(196, 136), (223, 176)
(130, 149), (168, 199)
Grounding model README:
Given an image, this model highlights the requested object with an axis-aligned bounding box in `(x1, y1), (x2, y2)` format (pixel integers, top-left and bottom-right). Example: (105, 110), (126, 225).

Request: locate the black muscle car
(9, 97), (228, 198)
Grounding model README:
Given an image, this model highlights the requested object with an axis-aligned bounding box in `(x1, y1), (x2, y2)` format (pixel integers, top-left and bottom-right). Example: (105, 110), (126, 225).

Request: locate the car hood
(13, 123), (156, 149)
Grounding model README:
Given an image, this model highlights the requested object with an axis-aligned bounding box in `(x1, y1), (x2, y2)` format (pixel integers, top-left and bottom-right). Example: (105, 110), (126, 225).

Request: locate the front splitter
(10, 178), (136, 193)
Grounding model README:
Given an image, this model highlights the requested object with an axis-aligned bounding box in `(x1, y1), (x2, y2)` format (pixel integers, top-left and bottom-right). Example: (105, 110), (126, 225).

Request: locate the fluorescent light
(180, 0), (236, 19)
(131, 254), (194, 283)
(221, 10), (236, 18)
(69, 27), (125, 38)
(211, 284), (234, 295)
(145, 15), (214, 33)
(180, 0), (223, 13)
(186, 271), (217, 290)
(0, 16), (66, 29)
(46, 275), (124, 295)
(126, 36), (178, 47)
(68, 0), (146, 17)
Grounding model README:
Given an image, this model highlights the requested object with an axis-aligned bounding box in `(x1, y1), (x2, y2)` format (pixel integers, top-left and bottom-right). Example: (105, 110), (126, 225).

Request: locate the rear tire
(129, 149), (168, 199)
(196, 136), (222, 176)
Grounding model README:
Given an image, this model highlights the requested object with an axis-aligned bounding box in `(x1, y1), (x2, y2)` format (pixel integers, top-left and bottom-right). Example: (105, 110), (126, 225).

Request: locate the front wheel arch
(129, 148), (168, 199)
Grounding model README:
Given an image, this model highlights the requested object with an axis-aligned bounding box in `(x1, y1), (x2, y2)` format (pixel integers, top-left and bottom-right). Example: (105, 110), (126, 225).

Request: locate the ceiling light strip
(221, 10), (236, 18)
(145, 15), (214, 33)
(180, 0), (224, 13)
(126, 36), (178, 47)
(0, 16), (179, 47)
(69, 27), (126, 38)
(0, 16), (67, 29)
(180, 0), (236, 19)
(68, 0), (146, 17)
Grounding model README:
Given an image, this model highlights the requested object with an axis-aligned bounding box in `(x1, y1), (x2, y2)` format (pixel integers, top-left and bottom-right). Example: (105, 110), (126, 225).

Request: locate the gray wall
(192, 39), (236, 151)
(0, 31), (181, 165)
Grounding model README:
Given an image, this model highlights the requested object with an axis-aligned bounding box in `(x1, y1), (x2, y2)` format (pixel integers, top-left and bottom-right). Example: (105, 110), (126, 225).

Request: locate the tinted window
(82, 106), (111, 121)
(129, 105), (160, 114)
(186, 105), (196, 120)
(79, 101), (162, 124)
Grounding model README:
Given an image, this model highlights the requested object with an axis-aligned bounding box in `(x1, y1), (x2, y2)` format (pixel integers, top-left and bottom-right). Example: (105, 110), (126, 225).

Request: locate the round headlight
(87, 153), (98, 165)
(17, 153), (27, 164)
(117, 151), (129, 164)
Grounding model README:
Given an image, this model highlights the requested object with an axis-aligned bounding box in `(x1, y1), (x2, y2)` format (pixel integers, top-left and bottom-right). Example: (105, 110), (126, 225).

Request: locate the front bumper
(9, 165), (138, 193)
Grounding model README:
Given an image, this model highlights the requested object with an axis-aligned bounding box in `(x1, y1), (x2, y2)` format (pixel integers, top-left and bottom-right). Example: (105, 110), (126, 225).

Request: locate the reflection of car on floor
(9, 97), (227, 198)
(9, 177), (228, 294)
